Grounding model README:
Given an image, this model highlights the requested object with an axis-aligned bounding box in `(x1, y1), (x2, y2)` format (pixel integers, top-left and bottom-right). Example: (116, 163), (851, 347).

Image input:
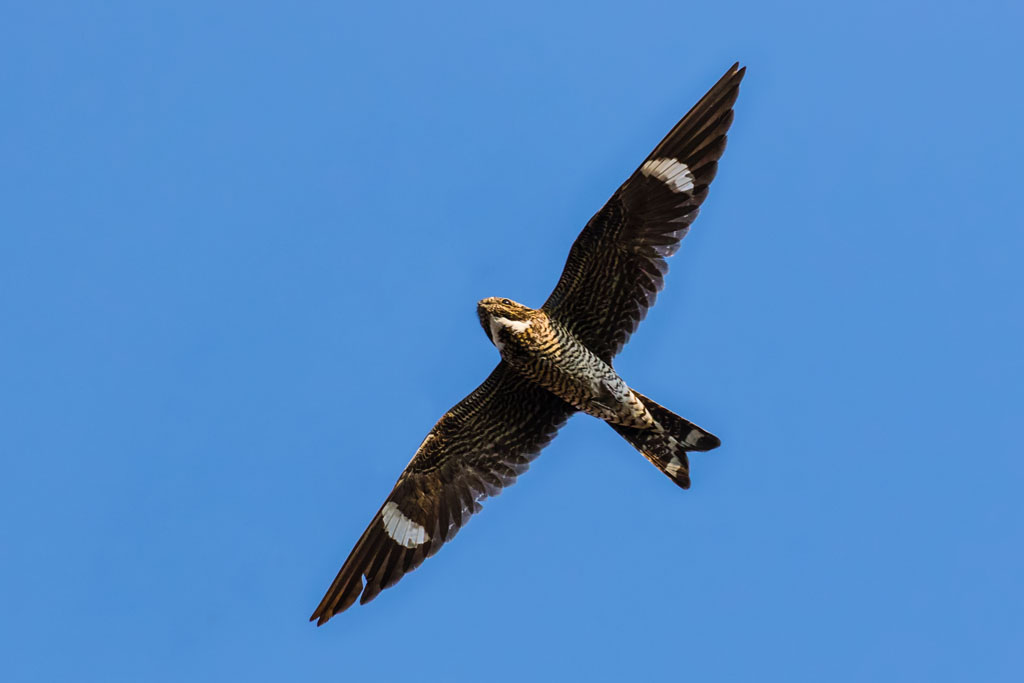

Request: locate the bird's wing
(310, 362), (575, 624)
(542, 63), (744, 361)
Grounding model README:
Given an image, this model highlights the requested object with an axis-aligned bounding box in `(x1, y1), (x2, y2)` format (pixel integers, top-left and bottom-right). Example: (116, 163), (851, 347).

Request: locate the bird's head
(477, 297), (535, 348)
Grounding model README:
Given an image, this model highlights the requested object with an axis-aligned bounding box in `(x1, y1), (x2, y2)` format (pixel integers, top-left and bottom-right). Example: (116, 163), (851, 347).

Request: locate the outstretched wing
(543, 63), (744, 361)
(310, 362), (575, 625)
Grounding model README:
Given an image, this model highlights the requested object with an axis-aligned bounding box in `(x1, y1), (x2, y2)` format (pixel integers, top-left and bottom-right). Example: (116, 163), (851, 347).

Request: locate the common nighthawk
(311, 63), (744, 625)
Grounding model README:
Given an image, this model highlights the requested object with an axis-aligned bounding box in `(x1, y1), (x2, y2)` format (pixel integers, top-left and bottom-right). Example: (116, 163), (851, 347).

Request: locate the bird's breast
(497, 316), (650, 426)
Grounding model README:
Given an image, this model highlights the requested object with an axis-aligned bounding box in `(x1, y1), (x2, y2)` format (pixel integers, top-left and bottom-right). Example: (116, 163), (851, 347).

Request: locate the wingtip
(724, 62), (746, 84)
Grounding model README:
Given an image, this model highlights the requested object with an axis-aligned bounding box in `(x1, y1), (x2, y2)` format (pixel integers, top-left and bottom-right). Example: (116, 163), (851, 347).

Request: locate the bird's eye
(501, 298), (512, 306)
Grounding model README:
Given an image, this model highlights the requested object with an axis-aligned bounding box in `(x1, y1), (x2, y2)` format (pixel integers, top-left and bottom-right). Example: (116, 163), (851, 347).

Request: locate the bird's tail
(608, 391), (720, 489)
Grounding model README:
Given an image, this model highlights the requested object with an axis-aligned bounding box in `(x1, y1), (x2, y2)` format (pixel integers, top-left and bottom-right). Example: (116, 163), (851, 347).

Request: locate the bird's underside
(311, 63), (744, 625)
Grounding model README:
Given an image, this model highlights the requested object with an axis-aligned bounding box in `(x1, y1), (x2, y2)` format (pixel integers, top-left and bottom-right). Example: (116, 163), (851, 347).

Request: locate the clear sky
(2, 1), (1022, 681)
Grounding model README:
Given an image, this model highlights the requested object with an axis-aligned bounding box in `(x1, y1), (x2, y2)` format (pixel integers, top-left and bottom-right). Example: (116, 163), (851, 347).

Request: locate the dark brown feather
(543, 63), (745, 361)
(310, 362), (574, 625)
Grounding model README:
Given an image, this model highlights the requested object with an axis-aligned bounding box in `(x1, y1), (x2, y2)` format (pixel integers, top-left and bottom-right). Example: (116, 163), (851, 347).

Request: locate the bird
(311, 63), (744, 625)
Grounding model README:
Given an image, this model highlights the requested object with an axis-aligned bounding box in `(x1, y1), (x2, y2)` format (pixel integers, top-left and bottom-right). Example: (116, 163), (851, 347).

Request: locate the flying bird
(311, 63), (744, 625)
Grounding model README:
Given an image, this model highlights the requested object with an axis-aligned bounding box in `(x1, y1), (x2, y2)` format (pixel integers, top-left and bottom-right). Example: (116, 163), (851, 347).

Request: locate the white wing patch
(381, 502), (430, 548)
(641, 158), (695, 194)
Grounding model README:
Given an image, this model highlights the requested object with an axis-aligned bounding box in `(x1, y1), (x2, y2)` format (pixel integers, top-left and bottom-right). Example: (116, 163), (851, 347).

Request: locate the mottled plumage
(311, 63), (744, 625)
(479, 299), (651, 427)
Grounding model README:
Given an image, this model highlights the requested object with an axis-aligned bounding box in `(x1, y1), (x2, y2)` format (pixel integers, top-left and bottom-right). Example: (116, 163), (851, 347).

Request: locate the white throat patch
(488, 316), (531, 351)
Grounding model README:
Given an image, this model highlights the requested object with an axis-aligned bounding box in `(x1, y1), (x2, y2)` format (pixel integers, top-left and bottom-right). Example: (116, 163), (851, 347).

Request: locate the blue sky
(2, 1), (1022, 681)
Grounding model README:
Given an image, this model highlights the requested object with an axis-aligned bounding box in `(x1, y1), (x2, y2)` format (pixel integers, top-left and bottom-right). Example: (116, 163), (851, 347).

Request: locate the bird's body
(311, 63), (745, 625)
(480, 299), (651, 427)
